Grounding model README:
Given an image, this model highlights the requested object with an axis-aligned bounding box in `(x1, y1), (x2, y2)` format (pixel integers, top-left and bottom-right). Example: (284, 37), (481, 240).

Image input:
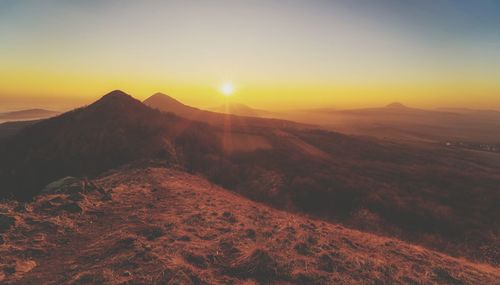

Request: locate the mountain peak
(92, 90), (138, 107)
(386, 102), (407, 108)
(143, 92), (192, 112)
(100, 90), (132, 100)
(146, 92), (181, 104)
(151, 92), (169, 98)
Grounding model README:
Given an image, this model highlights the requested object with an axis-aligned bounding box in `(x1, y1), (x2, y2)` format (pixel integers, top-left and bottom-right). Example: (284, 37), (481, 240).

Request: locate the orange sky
(1, 1), (499, 111)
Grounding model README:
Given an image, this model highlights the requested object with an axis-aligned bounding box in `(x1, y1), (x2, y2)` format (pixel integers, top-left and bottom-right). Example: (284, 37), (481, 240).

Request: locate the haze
(1, 0), (500, 111)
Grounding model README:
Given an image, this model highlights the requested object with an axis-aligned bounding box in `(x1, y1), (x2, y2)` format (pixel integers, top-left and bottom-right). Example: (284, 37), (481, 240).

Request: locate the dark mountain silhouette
(0, 108), (59, 121)
(143, 92), (202, 118)
(0, 90), (221, 200)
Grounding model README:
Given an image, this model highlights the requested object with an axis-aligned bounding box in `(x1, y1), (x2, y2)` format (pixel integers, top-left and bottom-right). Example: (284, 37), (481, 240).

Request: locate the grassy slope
(0, 167), (498, 284)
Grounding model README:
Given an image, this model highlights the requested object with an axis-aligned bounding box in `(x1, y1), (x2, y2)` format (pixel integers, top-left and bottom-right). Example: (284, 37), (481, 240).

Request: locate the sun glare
(221, 83), (234, 96)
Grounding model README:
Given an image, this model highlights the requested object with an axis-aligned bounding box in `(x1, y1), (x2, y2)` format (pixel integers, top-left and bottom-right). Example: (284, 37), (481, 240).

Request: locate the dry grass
(0, 167), (498, 284)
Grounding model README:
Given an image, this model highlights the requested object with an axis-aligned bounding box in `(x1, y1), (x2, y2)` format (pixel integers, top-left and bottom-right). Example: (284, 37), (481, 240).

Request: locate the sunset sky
(1, 0), (500, 111)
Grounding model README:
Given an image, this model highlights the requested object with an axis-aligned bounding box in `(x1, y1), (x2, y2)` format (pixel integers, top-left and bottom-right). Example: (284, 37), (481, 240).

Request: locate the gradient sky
(1, 0), (500, 111)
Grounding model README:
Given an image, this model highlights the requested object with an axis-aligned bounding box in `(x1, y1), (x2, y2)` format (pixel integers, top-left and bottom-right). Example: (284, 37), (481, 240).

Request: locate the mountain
(1, 166), (498, 284)
(209, 102), (270, 117)
(143, 92), (202, 118)
(0, 109), (59, 121)
(144, 92), (307, 130)
(385, 102), (407, 108)
(0, 90), (221, 200)
(1, 90), (499, 266)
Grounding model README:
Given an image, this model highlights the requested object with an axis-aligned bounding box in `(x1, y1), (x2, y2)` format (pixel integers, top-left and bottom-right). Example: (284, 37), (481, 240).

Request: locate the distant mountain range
(279, 102), (500, 144)
(0, 108), (59, 121)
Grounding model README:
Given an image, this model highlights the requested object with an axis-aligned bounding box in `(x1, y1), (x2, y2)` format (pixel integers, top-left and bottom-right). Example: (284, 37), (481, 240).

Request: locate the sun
(220, 83), (234, 96)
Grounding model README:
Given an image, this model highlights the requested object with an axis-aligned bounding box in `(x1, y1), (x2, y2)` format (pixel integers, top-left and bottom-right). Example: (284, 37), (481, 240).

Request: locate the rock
(42, 177), (84, 194)
(0, 214), (15, 233)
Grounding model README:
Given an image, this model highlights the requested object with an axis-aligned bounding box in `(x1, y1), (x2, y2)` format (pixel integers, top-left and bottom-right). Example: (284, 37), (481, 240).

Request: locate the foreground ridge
(0, 167), (498, 284)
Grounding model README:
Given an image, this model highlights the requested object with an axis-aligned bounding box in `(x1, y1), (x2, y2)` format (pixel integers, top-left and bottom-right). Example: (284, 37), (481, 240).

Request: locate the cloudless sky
(1, 0), (499, 111)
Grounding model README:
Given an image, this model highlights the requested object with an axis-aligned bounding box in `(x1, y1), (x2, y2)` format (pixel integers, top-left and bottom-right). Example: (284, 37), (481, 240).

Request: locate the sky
(1, 0), (500, 111)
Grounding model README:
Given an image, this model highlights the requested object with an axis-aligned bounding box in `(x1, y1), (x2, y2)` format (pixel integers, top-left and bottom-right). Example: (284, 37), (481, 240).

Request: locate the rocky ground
(0, 167), (498, 284)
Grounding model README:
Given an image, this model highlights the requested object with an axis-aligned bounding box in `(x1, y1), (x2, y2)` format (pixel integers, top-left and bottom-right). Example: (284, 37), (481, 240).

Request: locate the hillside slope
(0, 120), (40, 140)
(0, 166), (498, 284)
